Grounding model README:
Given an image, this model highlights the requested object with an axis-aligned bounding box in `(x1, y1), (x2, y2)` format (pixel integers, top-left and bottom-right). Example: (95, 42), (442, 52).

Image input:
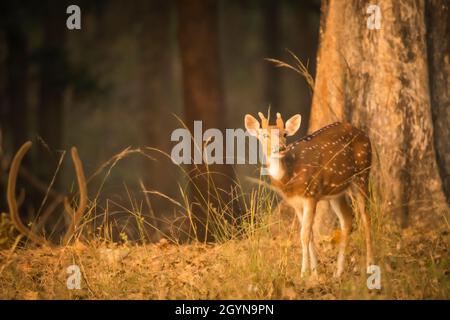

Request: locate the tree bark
(309, 0), (448, 236)
(426, 0), (450, 203)
(177, 0), (235, 242)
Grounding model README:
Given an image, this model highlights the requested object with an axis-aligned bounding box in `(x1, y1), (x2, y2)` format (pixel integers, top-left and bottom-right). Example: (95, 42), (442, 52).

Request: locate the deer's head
(245, 112), (301, 158)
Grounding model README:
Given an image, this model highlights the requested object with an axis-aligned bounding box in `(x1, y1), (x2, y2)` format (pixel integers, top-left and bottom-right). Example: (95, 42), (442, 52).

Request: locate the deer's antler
(276, 112), (284, 129)
(62, 147), (87, 245)
(7, 141), (51, 246)
(258, 112), (268, 129)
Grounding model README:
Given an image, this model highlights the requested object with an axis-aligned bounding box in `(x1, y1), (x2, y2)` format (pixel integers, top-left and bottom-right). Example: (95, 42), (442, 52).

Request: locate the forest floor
(0, 209), (449, 300)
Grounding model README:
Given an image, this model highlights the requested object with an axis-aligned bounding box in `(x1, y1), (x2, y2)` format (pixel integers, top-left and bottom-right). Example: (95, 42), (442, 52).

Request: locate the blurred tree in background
(136, 0), (176, 219)
(177, 0), (236, 241)
(1, 1), (30, 152)
(37, 0), (68, 187)
(0, 0), (320, 242)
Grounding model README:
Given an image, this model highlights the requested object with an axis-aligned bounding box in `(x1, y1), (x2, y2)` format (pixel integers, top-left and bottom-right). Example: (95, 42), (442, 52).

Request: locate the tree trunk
(263, 0), (281, 111)
(309, 0), (448, 236)
(38, 0), (67, 183)
(177, 0), (235, 242)
(0, 2), (30, 214)
(137, 0), (176, 220)
(2, 2), (29, 151)
(426, 0), (450, 203)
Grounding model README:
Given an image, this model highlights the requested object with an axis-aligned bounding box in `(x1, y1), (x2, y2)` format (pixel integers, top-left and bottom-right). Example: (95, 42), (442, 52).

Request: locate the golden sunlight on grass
(0, 206), (448, 299)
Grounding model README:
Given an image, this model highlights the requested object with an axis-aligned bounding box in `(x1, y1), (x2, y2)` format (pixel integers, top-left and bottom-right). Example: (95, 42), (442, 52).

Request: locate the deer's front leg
(300, 198), (317, 277)
(296, 204), (318, 276)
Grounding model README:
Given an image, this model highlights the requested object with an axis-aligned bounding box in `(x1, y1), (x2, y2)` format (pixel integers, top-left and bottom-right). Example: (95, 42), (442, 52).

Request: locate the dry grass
(0, 197), (449, 299)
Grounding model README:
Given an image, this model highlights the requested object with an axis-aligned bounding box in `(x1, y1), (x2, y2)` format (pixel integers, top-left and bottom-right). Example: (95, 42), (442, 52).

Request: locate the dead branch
(63, 147), (88, 245)
(7, 141), (51, 246)
(33, 195), (64, 232)
(19, 166), (64, 199)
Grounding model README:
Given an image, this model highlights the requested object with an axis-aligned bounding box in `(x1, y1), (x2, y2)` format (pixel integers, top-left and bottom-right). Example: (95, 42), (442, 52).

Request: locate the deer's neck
(266, 153), (286, 181)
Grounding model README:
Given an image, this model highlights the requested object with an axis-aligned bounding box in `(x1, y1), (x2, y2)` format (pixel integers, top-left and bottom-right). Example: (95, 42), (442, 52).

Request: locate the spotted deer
(245, 112), (373, 277)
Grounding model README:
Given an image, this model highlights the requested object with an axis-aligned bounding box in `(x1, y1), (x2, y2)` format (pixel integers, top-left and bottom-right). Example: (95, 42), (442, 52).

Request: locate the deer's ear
(285, 114), (301, 136)
(245, 114), (260, 136)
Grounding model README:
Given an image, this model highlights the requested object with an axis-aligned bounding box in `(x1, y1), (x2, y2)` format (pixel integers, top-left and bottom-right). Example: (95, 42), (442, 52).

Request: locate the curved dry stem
(7, 141), (50, 246)
(34, 195), (64, 232)
(63, 147), (88, 245)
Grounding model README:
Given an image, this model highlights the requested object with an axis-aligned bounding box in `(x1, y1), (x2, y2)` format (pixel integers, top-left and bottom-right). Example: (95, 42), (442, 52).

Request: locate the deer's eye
(283, 133), (288, 138)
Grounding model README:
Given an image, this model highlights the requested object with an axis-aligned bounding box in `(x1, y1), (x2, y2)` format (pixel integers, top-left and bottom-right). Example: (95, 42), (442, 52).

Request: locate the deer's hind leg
(354, 176), (374, 267)
(330, 195), (353, 277)
(352, 136), (374, 267)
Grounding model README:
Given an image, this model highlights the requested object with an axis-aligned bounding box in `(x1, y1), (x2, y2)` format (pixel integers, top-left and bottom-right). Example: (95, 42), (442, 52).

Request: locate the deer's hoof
(333, 270), (343, 278)
(311, 270), (319, 280)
